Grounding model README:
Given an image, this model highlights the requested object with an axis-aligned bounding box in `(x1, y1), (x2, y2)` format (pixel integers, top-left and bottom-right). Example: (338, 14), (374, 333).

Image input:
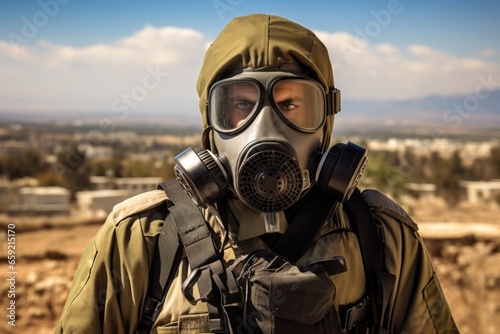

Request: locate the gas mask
(174, 70), (367, 232)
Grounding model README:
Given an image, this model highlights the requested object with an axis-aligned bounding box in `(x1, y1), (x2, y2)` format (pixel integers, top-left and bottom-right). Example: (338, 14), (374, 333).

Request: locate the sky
(0, 0), (499, 123)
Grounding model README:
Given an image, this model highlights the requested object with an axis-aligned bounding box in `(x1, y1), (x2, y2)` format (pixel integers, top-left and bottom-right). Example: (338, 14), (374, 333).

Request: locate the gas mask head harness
(174, 69), (367, 231)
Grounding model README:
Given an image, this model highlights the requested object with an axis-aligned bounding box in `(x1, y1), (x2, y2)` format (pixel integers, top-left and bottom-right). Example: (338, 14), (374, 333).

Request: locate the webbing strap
(344, 188), (396, 333)
(159, 180), (240, 333)
(273, 186), (338, 262)
(137, 193), (182, 334)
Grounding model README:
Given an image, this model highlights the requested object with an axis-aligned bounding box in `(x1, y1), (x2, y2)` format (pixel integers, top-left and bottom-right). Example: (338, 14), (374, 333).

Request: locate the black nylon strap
(344, 188), (396, 333)
(162, 181), (227, 332)
(272, 186), (338, 262)
(345, 189), (384, 269)
(137, 193), (182, 334)
(159, 180), (241, 333)
(170, 201), (218, 268)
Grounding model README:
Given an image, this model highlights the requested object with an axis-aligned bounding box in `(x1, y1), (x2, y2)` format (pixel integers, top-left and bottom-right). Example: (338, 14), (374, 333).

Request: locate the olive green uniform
(55, 189), (457, 333)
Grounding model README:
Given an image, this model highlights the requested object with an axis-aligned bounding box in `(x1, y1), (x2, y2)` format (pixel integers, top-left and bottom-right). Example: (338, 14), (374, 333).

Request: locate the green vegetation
(0, 148), (46, 180)
(359, 145), (500, 205)
(359, 151), (410, 200)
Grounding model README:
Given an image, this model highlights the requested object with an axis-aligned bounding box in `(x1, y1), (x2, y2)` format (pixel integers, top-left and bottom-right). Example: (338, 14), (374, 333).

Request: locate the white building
(9, 186), (71, 216)
(76, 189), (135, 218)
(406, 182), (437, 200)
(115, 177), (163, 193)
(90, 176), (163, 194)
(460, 180), (500, 204)
(81, 176), (164, 218)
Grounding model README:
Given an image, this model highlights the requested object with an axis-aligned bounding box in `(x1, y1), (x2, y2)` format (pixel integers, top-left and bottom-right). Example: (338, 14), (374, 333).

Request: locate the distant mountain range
(340, 90), (500, 128)
(1, 90), (499, 130)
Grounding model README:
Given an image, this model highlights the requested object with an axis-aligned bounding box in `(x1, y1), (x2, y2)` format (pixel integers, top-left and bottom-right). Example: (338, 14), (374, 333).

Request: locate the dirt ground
(1, 198), (499, 334)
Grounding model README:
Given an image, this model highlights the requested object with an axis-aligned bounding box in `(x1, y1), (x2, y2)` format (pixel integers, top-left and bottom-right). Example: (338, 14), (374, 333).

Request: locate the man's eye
(235, 102), (254, 110)
(278, 102), (297, 112)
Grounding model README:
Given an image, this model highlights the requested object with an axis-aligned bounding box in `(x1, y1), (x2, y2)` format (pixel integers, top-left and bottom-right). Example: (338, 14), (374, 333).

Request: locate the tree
(488, 147), (500, 179)
(0, 148), (48, 180)
(52, 143), (91, 200)
(122, 159), (156, 178)
(430, 151), (463, 205)
(360, 151), (409, 200)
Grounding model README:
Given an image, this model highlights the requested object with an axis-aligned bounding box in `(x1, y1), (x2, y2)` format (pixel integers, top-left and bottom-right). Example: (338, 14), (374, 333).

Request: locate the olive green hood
(196, 13), (337, 151)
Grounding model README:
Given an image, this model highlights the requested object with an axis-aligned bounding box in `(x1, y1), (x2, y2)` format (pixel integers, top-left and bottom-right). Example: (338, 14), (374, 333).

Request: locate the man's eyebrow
(275, 96), (304, 102)
(229, 96), (256, 102)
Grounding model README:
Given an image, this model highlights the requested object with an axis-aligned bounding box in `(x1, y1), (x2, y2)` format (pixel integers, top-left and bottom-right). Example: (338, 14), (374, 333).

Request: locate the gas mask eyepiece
(208, 76), (326, 135)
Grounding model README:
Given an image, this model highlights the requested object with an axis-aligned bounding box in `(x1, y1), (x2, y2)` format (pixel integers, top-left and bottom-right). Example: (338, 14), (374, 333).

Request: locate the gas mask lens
(209, 79), (261, 132)
(209, 77), (326, 133)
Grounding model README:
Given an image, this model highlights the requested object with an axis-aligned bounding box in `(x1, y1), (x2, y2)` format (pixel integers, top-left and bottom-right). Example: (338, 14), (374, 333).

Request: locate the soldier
(56, 14), (458, 334)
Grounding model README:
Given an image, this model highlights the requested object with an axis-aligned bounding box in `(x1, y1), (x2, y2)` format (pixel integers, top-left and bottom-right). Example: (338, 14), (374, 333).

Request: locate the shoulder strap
(140, 180), (240, 334)
(137, 182), (183, 334)
(344, 188), (396, 334)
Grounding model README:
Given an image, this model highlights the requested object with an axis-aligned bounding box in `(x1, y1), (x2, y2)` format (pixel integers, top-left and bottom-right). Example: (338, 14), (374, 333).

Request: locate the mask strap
(201, 125), (215, 151)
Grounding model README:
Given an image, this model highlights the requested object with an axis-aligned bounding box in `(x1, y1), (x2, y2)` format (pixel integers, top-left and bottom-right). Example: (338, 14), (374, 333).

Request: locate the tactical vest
(137, 180), (395, 334)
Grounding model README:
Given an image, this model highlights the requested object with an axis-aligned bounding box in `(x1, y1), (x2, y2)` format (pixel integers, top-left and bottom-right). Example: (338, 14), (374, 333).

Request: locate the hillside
(341, 89), (500, 127)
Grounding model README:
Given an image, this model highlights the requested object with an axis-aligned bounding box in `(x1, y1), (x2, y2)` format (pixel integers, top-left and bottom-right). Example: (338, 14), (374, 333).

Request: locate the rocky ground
(0, 199), (499, 334)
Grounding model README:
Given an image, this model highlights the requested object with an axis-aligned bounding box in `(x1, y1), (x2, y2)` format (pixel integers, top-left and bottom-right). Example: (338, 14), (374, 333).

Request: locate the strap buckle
(141, 296), (162, 324)
(340, 296), (370, 331)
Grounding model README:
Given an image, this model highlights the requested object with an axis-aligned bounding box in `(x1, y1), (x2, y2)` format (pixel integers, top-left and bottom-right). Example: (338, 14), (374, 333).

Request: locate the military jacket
(55, 189), (458, 333)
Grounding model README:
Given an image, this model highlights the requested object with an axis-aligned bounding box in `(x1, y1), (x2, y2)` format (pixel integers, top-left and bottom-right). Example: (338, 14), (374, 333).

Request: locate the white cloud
(0, 40), (37, 62)
(480, 47), (498, 57)
(316, 30), (500, 100)
(3, 25), (205, 68)
(375, 43), (400, 55)
(1, 26), (499, 116)
(0, 25), (206, 116)
(408, 44), (436, 57)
